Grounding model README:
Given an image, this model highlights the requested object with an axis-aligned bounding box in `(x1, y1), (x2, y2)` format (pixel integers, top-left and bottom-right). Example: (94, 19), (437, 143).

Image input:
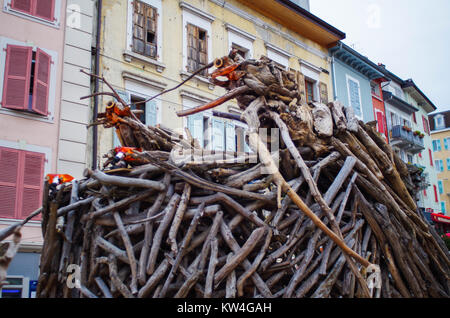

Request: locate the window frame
(181, 2), (214, 77)
(346, 74), (363, 119)
(131, 0), (158, 60)
(434, 114), (445, 130)
(0, 39), (56, 122)
(305, 78), (315, 103)
(226, 24), (255, 59)
(126, 0), (163, 63)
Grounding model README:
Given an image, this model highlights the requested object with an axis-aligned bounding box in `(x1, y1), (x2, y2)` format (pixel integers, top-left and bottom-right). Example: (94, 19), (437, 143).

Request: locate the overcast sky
(310, 0), (450, 112)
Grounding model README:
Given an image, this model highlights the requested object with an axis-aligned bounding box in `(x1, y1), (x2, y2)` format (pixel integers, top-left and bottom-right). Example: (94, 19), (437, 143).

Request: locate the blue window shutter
(113, 90), (130, 147)
(225, 122), (236, 152)
(145, 100), (157, 126)
(348, 79), (361, 117)
(438, 140), (442, 151)
(445, 138), (449, 150)
(441, 202), (446, 213)
(438, 181), (443, 194)
(212, 118), (225, 151)
(187, 113), (204, 148)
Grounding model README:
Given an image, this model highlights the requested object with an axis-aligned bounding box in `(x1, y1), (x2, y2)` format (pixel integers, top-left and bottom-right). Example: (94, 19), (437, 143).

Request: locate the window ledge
(0, 107), (54, 123)
(3, 6), (60, 29)
(180, 71), (215, 90)
(123, 50), (166, 73)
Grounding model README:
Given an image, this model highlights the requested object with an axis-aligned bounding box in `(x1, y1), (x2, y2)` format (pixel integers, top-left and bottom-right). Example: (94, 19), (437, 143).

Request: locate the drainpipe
(330, 42), (342, 101)
(92, 0), (102, 170)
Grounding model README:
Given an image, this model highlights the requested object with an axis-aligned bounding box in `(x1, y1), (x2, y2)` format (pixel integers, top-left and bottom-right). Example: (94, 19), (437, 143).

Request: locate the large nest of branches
(31, 50), (449, 298)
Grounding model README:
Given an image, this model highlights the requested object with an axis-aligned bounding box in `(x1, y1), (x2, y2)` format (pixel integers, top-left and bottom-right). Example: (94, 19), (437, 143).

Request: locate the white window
(435, 115), (445, 130)
(265, 43), (291, 69)
(181, 2), (214, 75)
(346, 75), (362, 119)
(226, 24), (255, 59)
(126, 0), (163, 62)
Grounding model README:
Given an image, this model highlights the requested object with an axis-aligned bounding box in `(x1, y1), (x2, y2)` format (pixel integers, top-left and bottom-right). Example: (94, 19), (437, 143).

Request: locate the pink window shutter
(2, 45), (32, 110)
(33, 0), (55, 21)
(0, 147), (20, 219)
(20, 151), (45, 220)
(11, 0), (33, 14)
(32, 48), (51, 115)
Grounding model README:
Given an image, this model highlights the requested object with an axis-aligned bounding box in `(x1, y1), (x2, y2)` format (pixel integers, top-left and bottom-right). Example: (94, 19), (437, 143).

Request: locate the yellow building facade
(93, 0), (344, 167)
(431, 128), (450, 216)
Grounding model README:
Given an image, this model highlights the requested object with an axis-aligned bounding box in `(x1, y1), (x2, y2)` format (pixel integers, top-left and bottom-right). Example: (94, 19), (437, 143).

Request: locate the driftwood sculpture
(9, 50), (447, 298)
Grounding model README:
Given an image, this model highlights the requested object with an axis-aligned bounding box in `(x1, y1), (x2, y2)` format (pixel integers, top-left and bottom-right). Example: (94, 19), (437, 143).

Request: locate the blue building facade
(329, 43), (385, 123)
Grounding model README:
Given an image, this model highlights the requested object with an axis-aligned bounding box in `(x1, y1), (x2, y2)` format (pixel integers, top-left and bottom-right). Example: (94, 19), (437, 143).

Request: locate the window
(305, 79), (315, 103)
(438, 180), (444, 194)
(10, 0), (55, 22)
(2, 45), (51, 116)
(434, 115), (445, 130)
(370, 81), (380, 97)
(433, 140), (442, 152)
(0, 147), (44, 220)
(347, 76), (362, 118)
(186, 23), (208, 76)
(435, 160), (444, 172)
(132, 1), (158, 59)
(445, 138), (450, 150)
(226, 24), (255, 60)
(441, 202), (446, 214)
(407, 154), (413, 164)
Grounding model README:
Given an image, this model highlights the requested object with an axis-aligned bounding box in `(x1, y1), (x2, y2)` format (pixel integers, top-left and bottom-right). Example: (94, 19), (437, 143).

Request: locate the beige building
(93, 0), (345, 167)
(430, 110), (450, 216)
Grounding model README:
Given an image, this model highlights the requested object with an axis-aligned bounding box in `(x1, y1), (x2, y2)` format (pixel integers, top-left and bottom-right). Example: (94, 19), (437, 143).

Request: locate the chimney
(378, 63), (386, 68)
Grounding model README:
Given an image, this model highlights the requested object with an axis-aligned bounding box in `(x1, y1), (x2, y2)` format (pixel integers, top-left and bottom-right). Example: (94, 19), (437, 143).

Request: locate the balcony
(390, 125), (424, 154)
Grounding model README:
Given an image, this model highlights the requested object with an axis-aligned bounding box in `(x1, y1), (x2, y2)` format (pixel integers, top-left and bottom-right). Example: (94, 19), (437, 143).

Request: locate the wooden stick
(146, 194), (181, 275)
(214, 226), (266, 287)
(204, 238), (219, 298)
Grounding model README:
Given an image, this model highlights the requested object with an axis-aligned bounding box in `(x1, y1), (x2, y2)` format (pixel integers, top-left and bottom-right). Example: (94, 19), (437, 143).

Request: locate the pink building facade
(0, 0), (67, 295)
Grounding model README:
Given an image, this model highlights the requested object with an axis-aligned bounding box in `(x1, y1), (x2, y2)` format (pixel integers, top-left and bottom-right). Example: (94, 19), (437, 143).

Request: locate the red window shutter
(429, 149), (433, 166)
(376, 112), (385, 134)
(423, 189), (427, 197)
(434, 185), (439, 203)
(11, 0), (33, 14)
(2, 45), (32, 110)
(34, 0), (55, 21)
(20, 151), (44, 219)
(0, 147), (20, 218)
(412, 112), (416, 124)
(419, 152), (422, 158)
(32, 48), (51, 115)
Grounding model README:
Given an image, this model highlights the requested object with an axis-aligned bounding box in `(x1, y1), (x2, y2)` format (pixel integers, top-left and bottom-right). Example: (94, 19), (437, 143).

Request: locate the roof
(329, 42), (386, 80)
(402, 79), (437, 112)
(234, 0), (345, 47)
(375, 67), (437, 113)
(382, 90), (418, 114)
